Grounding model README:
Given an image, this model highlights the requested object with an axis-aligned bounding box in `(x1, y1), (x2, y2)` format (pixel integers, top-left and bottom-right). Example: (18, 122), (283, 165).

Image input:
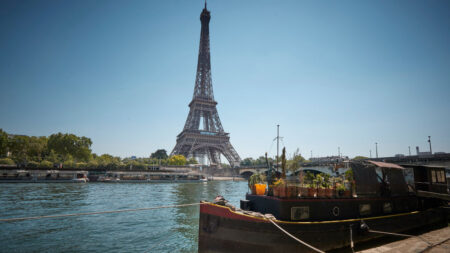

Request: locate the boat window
(403, 168), (414, 187)
(436, 170), (442, 183)
(352, 163), (380, 197)
(383, 203), (392, 213)
(387, 169), (408, 196)
(431, 170), (436, 183)
(437, 170), (445, 183)
(359, 204), (371, 216)
(291, 206), (309, 220)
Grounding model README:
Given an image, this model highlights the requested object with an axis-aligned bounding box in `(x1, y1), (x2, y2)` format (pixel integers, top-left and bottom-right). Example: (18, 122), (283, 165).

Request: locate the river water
(0, 181), (248, 252)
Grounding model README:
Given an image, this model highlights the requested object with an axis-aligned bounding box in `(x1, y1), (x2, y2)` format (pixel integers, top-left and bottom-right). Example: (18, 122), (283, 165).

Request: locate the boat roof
(399, 164), (448, 169)
(367, 160), (404, 170)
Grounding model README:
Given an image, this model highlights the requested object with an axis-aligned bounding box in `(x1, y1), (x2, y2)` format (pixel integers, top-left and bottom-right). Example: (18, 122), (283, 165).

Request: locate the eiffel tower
(171, 3), (241, 167)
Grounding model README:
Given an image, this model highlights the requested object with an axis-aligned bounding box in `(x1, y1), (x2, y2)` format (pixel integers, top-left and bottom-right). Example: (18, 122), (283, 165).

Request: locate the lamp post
(428, 136), (432, 154)
(408, 146), (411, 156)
(338, 147), (340, 158)
(375, 142), (378, 158)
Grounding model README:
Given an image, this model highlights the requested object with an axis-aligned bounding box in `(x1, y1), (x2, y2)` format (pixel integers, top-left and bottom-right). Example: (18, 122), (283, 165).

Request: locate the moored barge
(199, 160), (449, 252)
(0, 169), (89, 183)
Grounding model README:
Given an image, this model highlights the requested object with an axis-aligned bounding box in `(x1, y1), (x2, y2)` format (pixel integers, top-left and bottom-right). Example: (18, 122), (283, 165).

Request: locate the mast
(276, 125), (279, 171)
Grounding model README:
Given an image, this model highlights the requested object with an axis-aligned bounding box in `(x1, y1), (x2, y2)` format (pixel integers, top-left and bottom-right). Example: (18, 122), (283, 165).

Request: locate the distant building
(416, 146), (432, 157)
(310, 156), (349, 163)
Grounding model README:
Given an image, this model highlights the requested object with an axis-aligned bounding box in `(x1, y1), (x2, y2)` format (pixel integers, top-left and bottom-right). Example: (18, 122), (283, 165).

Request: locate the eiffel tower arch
(171, 4), (241, 167)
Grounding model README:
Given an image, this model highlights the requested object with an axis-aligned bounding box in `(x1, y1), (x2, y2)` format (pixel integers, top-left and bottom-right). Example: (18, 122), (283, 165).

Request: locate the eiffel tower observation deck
(171, 3), (241, 167)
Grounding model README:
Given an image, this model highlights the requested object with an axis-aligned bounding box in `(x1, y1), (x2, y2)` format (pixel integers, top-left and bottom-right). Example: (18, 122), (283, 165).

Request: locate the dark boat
(198, 160), (449, 252)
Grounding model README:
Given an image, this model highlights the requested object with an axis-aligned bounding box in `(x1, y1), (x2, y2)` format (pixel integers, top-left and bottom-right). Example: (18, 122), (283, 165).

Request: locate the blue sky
(1, 0), (449, 160)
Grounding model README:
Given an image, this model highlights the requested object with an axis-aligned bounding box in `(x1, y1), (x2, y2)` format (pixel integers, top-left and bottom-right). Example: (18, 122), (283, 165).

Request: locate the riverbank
(209, 176), (245, 181)
(0, 168), (245, 183)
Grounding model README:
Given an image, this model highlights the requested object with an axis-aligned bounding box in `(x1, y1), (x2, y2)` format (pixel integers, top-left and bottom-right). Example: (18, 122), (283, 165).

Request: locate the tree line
(0, 129), (197, 169)
(0, 129), (368, 170)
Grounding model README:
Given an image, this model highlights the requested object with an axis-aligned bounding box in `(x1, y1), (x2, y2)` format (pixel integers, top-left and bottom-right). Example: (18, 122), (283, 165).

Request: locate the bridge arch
(240, 170), (254, 179)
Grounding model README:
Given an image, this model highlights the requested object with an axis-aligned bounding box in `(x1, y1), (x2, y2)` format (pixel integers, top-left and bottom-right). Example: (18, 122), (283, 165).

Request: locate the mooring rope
(368, 229), (432, 246)
(266, 218), (325, 253)
(0, 202), (204, 222)
(419, 237), (450, 253)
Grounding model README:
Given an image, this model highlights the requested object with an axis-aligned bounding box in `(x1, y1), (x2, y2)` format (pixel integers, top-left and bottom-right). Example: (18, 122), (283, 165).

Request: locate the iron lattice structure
(171, 5), (241, 167)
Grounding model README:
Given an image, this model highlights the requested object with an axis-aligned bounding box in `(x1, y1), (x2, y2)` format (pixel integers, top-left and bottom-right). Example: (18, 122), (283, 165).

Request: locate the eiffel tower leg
(221, 141), (241, 167)
(209, 149), (221, 166)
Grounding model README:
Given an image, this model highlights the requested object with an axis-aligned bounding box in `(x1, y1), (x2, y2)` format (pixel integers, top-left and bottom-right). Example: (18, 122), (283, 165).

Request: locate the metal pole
(276, 125), (279, 171)
(375, 142), (378, 158)
(338, 147), (340, 158)
(408, 146), (411, 156)
(428, 136), (432, 154)
(369, 150), (372, 158)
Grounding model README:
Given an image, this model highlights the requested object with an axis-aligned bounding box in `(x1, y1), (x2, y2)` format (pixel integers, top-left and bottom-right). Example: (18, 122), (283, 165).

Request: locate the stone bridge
(238, 166), (269, 179)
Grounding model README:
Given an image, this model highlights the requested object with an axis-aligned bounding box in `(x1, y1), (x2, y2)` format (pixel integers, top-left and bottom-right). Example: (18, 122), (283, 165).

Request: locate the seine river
(0, 181), (248, 252)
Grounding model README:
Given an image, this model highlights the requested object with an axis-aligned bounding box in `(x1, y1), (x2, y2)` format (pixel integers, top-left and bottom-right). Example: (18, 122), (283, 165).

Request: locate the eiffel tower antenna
(171, 4), (241, 168)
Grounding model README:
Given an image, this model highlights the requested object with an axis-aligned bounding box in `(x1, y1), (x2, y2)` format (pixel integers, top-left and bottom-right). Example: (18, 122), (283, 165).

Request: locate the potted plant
(344, 169), (355, 197)
(287, 184), (297, 198)
(279, 182), (287, 198)
(307, 183), (317, 197)
(316, 174), (326, 198)
(336, 183), (346, 197)
(273, 178), (284, 197)
(301, 184), (309, 197)
(297, 170), (307, 197)
(323, 174), (333, 198)
(304, 171), (316, 197)
(248, 173), (266, 195)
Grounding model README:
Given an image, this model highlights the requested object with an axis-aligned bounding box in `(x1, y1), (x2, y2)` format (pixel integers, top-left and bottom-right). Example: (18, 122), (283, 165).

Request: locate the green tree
(48, 133), (92, 162)
(46, 150), (61, 163)
(40, 160), (53, 168)
(95, 154), (121, 169)
(0, 129), (8, 157)
(0, 158), (15, 165)
(187, 157), (198, 164)
(353, 156), (368, 160)
(168, 155), (186, 166)
(8, 135), (29, 164)
(26, 136), (48, 162)
(150, 149), (168, 160)
(63, 154), (75, 168)
(287, 148), (305, 173)
(240, 157), (255, 166)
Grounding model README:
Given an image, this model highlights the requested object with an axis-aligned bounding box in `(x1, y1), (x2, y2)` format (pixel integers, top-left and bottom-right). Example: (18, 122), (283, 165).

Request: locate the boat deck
(359, 226), (450, 253)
